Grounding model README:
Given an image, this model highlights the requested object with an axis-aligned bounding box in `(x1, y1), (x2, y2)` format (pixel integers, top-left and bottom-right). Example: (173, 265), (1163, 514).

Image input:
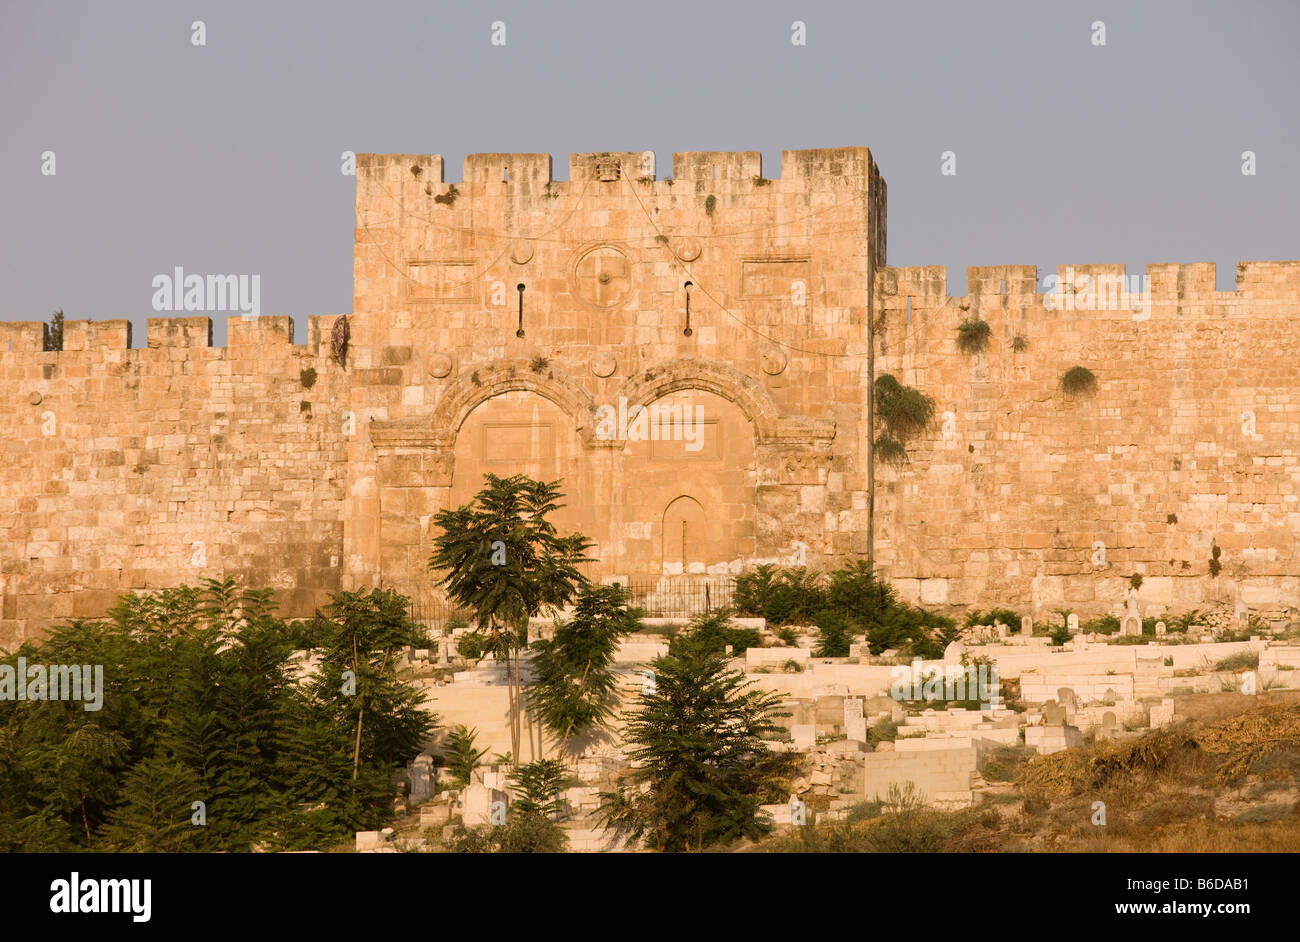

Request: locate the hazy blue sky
(2, 0), (1296, 344)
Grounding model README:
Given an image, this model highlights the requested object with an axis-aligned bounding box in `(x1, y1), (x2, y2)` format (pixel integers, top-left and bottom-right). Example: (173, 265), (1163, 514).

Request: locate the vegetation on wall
(873, 373), (936, 467)
(1061, 365), (1097, 396)
(955, 317), (991, 354)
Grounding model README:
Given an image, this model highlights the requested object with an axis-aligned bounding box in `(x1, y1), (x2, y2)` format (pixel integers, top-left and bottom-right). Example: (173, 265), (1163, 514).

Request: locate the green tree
(597, 648), (799, 852)
(295, 587), (433, 794)
(527, 583), (640, 754)
(441, 725), (488, 788)
(507, 758), (573, 819)
(812, 609), (855, 657)
(101, 756), (205, 852)
(430, 473), (592, 762)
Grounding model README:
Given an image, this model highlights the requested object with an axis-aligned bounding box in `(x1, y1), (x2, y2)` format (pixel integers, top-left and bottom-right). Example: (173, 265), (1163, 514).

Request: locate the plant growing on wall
(873, 373), (936, 467)
(429, 473), (593, 764)
(955, 317), (991, 354)
(1209, 541), (1223, 577)
(1061, 366), (1097, 396)
(43, 308), (64, 352)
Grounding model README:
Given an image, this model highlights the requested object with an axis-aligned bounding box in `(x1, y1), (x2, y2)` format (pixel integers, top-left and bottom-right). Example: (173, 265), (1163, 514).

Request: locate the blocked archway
(661, 495), (707, 574)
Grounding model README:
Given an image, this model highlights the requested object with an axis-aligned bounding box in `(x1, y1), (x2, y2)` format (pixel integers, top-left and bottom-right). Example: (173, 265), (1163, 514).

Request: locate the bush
(669, 609), (762, 658)
(964, 608), (1023, 629)
(1061, 366), (1097, 396)
(982, 745), (1037, 783)
(812, 609), (855, 657)
(441, 810), (569, 853)
(955, 318), (991, 354)
(865, 783), (951, 852)
(455, 631), (485, 659)
(1213, 651), (1259, 672)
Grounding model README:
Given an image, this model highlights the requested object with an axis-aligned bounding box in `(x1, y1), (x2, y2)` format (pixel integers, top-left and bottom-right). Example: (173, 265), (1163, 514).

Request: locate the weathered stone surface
(3, 149), (1300, 647)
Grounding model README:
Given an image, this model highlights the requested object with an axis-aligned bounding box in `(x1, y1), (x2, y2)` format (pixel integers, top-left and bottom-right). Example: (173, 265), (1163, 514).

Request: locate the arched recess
(447, 389), (597, 553)
(620, 388), (757, 575)
(661, 496), (707, 574)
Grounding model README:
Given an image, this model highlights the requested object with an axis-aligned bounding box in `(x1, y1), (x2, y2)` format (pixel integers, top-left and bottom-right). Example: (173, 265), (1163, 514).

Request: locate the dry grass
(758, 696), (1300, 853)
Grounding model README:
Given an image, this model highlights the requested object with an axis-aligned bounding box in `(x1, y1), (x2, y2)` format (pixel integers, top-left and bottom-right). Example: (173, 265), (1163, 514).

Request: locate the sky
(2, 0), (1296, 345)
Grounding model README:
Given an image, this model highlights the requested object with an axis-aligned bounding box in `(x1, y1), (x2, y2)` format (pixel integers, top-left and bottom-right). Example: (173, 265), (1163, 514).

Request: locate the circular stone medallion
(590, 352), (617, 378)
(760, 348), (788, 375)
(510, 240), (534, 265)
(673, 236), (702, 262)
(427, 353), (454, 378)
(571, 243), (633, 310)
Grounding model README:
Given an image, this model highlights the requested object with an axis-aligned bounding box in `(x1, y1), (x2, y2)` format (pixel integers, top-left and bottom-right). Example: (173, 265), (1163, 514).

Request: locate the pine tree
(597, 647), (800, 852)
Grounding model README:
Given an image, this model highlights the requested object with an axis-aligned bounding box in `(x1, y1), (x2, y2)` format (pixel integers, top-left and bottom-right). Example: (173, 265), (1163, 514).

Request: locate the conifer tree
(597, 646), (799, 852)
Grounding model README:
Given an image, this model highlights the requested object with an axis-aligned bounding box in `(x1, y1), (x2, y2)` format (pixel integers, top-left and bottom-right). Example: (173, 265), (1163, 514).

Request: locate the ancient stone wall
(4, 146), (1298, 647)
(0, 315), (349, 647)
(873, 260), (1300, 617)
(347, 148), (883, 609)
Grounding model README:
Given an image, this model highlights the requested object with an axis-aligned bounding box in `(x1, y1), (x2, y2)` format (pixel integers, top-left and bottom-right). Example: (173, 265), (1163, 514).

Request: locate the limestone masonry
(3, 148), (1298, 648)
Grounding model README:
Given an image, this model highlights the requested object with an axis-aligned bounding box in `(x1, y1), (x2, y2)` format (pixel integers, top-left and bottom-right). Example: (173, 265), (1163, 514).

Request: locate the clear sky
(2, 0), (1296, 344)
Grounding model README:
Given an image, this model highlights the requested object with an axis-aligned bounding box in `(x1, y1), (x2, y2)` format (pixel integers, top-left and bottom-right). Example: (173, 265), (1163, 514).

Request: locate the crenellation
(146, 316), (212, 348)
(228, 315), (294, 348)
(4, 146), (1299, 649)
(0, 321), (46, 353)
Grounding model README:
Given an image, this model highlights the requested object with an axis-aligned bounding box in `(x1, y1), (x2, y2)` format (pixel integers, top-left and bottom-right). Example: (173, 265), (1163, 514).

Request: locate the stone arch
(618, 356), (834, 446)
(427, 359), (603, 449)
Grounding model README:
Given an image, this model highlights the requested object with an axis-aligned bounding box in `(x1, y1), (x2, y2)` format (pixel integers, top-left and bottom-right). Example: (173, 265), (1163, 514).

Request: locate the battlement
(355, 147), (880, 193)
(0, 315), (345, 360)
(880, 261), (1300, 309)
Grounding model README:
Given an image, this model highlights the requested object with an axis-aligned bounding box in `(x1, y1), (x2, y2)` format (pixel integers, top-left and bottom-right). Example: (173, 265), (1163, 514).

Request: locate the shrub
(1061, 366), (1097, 396)
(455, 631), (485, 659)
(955, 318), (991, 354)
(441, 725), (487, 787)
(964, 608), (1023, 629)
(1010, 333), (1028, 352)
(669, 609), (762, 658)
(1212, 651), (1259, 672)
(812, 609), (855, 657)
(982, 745), (1037, 783)
(865, 783), (951, 852)
(1209, 542), (1222, 578)
(874, 374), (936, 465)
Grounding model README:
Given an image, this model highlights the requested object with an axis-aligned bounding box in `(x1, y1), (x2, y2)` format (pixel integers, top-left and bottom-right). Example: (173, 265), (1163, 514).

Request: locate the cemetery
(360, 586), (1300, 852)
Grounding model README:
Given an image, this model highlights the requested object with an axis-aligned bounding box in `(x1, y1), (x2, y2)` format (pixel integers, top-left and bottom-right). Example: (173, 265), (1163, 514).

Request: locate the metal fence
(621, 577), (735, 618)
(411, 576), (737, 624)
